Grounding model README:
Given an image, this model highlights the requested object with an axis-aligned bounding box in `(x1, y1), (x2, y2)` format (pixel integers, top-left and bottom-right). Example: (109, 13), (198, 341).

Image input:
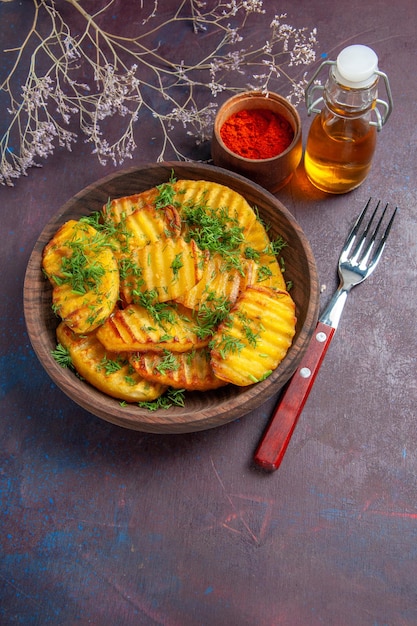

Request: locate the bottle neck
(324, 67), (379, 117)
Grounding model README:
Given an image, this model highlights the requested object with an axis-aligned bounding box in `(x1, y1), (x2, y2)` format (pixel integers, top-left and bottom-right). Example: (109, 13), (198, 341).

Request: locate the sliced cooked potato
(210, 285), (296, 386)
(42, 220), (119, 333)
(244, 215), (271, 251)
(46, 178), (296, 401)
(244, 218), (287, 290)
(120, 237), (205, 304)
(175, 253), (282, 312)
(248, 253), (287, 291)
(123, 204), (181, 250)
(173, 179), (257, 238)
(96, 303), (208, 353)
(175, 253), (242, 310)
(56, 322), (166, 402)
(102, 189), (159, 224)
(130, 347), (226, 391)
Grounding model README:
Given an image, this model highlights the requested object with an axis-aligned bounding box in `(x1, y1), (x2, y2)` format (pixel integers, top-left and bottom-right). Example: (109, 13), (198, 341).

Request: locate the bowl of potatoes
(24, 162), (319, 433)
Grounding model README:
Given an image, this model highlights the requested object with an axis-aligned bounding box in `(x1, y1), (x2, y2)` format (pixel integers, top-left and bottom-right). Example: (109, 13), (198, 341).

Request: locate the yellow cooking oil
(304, 112), (377, 194)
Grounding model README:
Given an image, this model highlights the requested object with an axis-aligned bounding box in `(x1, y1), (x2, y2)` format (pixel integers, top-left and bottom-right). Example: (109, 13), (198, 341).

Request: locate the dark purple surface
(1, 1), (416, 624)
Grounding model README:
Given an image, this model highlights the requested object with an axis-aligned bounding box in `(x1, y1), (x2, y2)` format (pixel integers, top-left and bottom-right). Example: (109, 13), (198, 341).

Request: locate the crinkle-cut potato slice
(123, 204), (181, 250)
(244, 218), (287, 291)
(250, 253), (287, 291)
(106, 204), (182, 256)
(173, 179), (257, 237)
(42, 219), (119, 334)
(175, 255), (276, 312)
(56, 322), (166, 402)
(120, 237), (205, 305)
(96, 303), (209, 353)
(130, 347), (227, 391)
(42, 219), (98, 280)
(210, 285), (296, 386)
(175, 253), (245, 310)
(102, 189), (159, 224)
(244, 215), (272, 252)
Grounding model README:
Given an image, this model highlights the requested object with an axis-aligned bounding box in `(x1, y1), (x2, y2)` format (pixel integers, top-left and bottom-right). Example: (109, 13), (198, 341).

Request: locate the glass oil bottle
(304, 45), (393, 194)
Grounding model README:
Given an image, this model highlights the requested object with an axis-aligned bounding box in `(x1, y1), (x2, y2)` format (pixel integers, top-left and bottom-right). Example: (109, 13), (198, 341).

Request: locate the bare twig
(0, 0), (318, 185)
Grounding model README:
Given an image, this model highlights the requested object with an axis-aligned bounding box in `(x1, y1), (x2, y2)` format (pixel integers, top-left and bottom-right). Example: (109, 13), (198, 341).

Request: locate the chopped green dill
(237, 311), (259, 347)
(119, 257), (143, 282)
(52, 240), (107, 295)
(135, 290), (177, 326)
(79, 211), (102, 229)
(182, 201), (244, 264)
(97, 355), (124, 375)
(51, 343), (74, 369)
(51, 301), (61, 317)
(81, 201), (138, 254)
(159, 333), (174, 342)
(86, 310), (105, 326)
(196, 296), (231, 339)
(171, 252), (183, 278)
(138, 387), (186, 411)
(256, 264), (273, 282)
(244, 246), (260, 261)
(211, 334), (245, 359)
(155, 176), (178, 209)
(124, 376), (137, 386)
(155, 351), (179, 375)
(222, 253), (246, 274)
(252, 206), (269, 230)
(79, 211), (121, 249)
(248, 370), (272, 383)
(264, 236), (287, 256)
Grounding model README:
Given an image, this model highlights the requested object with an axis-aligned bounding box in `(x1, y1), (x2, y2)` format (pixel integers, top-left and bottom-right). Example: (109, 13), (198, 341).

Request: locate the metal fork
(254, 198), (398, 472)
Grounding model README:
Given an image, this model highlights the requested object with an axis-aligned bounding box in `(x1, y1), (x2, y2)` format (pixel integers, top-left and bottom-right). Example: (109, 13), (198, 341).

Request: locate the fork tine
(357, 201), (387, 266)
(367, 204), (398, 268)
(340, 198), (397, 276)
(341, 197), (374, 259)
(350, 199), (380, 263)
(356, 201), (397, 273)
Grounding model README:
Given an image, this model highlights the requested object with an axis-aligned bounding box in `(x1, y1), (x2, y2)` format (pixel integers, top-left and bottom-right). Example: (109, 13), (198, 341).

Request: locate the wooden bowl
(211, 91), (302, 193)
(24, 162), (319, 434)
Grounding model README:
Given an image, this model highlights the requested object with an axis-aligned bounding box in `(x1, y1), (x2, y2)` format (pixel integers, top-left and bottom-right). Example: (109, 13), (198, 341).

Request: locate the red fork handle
(254, 321), (336, 472)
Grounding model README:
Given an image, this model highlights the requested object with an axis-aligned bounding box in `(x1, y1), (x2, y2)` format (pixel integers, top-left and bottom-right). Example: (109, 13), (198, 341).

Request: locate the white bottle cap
(334, 45), (379, 88)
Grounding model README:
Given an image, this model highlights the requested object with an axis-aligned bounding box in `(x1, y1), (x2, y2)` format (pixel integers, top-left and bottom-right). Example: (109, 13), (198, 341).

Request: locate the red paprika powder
(220, 108), (294, 160)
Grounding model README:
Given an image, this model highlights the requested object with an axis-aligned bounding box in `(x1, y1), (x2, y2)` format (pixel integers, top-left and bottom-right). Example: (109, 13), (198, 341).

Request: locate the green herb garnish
(155, 351), (180, 375)
(51, 343), (74, 369)
(182, 200), (244, 262)
(195, 295), (231, 339)
(154, 172), (178, 209)
(97, 355), (124, 375)
(265, 236), (287, 256)
(171, 252), (184, 278)
(135, 289), (177, 326)
(237, 310), (260, 348)
(210, 334), (245, 359)
(138, 387), (185, 411)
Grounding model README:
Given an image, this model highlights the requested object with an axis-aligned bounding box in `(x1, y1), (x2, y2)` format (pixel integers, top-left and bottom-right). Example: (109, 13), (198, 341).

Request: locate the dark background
(1, 1), (416, 624)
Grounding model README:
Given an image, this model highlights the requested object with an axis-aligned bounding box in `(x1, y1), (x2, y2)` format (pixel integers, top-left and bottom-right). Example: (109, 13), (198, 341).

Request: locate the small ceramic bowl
(211, 91), (302, 193)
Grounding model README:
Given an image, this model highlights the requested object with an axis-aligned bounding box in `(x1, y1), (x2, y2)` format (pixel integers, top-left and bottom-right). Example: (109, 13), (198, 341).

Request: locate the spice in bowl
(211, 91), (302, 193)
(220, 108), (295, 160)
